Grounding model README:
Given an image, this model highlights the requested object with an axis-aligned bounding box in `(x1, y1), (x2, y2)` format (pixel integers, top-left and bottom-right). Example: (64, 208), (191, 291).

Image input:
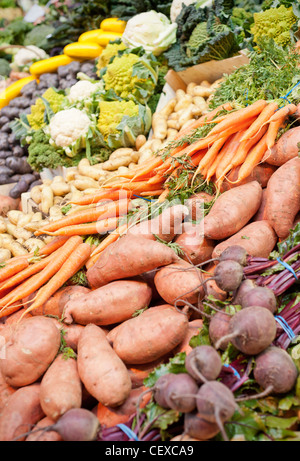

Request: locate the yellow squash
(64, 42), (103, 59)
(96, 30), (124, 46)
(0, 76), (36, 109)
(100, 17), (126, 34)
(30, 55), (73, 76)
(78, 29), (103, 43)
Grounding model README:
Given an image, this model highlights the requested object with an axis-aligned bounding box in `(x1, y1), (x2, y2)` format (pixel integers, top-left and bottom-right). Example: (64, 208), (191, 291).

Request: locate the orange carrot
(265, 116), (287, 151)
(239, 101), (279, 142)
(157, 188), (170, 203)
(267, 104), (297, 123)
(41, 216), (120, 237)
(90, 223), (129, 258)
(140, 189), (165, 196)
(192, 135), (229, 180)
(0, 251), (58, 295)
(215, 130), (246, 181)
(205, 99), (268, 138)
(39, 236), (70, 255)
(21, 242), (91, 317)
(35, 198), (131, 236)
(237, 131), (268, 182)
(0, 235), (83, 312)
(70, 189), (132, 206)
(0, 258), (29, 284)
(205, 134), (236, 182)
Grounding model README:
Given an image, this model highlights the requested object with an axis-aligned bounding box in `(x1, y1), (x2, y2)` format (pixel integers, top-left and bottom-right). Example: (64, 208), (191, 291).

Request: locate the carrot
(215, 130), (246, 181)
(265, 116), (286, 152)
(39, 236), (70, 255)
(22, 242), (91, 317)
(218, 125), (269, 182)
(192, 135), (229, 180)
(90, 223), (128, 259)
(0, 251), (58, 295)
(140, 189), (165, 196)
(267, 104), (297, 123)
(239, 102), (279, 142)
(205, 134), (236, 182)
(41, 216), (120, 237)
(0, 258), (29, 284)
(157, 188), (170, 203)
(205, 100), (268, 138)
(35, 198), (131, 236)
(0, 235), (83, 312)
(237, 131), (268, 182)
(70, 188), (132, 206)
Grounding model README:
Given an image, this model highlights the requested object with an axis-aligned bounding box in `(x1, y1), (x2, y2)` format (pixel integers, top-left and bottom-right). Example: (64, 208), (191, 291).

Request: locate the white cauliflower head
(11, 46), (48, 71)
(68, 80), (101, 104)
(48, 108), (91, 148)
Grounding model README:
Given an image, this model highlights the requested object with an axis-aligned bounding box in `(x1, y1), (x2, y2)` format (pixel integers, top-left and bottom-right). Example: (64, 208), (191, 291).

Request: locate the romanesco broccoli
(251, 5), (298, 48)
(27, 88), (65, 130)
(97, 99), (152, 149)
(96, 40), (127, 74)
(102, 52), (158, 104)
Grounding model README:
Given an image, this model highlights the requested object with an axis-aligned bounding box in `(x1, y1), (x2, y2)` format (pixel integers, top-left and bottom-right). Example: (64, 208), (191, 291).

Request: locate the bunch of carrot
(0, 236), (92, 319)
(92, 100), (296, 200)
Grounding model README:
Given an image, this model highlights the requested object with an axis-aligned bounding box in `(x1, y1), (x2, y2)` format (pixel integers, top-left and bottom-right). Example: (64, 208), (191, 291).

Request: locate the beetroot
(232, 279), (257, 305)
(184, 411), (220, 441)
(185, 345), (222, 383)
(152, 373), (175, 408)
(241, 286), (277, 313)
(208, 311), (232, 350)
(212, 260), (244, 292)
(214, 306), (277, 355)
(163, 373), (199, 413)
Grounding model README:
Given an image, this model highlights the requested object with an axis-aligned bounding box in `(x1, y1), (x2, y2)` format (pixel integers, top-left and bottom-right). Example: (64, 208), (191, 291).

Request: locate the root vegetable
(0, 316), (61, 387)
(208, 310), (232, 351)
(232, 279), (257, 305)
(77, 324), (132, 407)
(175, 223), (215, 266)
(158, 373), (199, 413)
(184, 411), (220, 441)
(241, 286), (277, 313)
(86, 234), (179, 289)
(263, 126), (300, 166)
(214, 306), (277, 355)
(203, 182), (263, 240)
(39, 354), (82, 421)
(185, 346), (222, 384)
(25, 416), (63, 442)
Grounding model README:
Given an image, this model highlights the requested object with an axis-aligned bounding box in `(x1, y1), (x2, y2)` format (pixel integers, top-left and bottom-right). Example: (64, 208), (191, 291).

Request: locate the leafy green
(0, 57), (10, 77)
(0, 17), (33, 46)
(24, 24), (56, 52)
(277, 222), (300, 256)
(210, 38), (300, 108)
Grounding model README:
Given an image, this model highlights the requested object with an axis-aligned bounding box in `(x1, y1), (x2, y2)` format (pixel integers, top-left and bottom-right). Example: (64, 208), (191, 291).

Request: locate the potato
(0, 316), (61, 388)
(0, 196), (20, 217)
(0, 248), (11, 263)
(39, 354), (82, 421)
(40, 185), (54, 215)
(77, 324), (132, 407)
(23, 238), (45, 253)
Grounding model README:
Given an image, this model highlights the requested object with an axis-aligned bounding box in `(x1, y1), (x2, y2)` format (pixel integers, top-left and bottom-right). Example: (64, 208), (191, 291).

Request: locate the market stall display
(0, 0), (300, 444)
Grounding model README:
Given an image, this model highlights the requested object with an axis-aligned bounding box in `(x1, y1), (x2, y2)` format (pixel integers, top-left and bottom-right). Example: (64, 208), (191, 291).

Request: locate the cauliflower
(67, 80), (101, 104)
(10, 45), (48, 72)
(251, 5), (298, 48)
(102, 51), (158, 105)
(48, 108), (91, 153)
(170, 0), (197, 23)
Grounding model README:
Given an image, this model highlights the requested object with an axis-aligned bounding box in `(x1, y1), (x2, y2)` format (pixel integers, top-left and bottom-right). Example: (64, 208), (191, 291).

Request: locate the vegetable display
(0, 0), (300, 445)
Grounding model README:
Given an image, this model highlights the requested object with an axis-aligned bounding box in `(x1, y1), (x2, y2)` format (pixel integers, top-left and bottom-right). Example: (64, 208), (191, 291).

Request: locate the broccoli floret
(102, 52), (158, 105)
(251, 5), (298, 48)
(27, 129), (85, 172)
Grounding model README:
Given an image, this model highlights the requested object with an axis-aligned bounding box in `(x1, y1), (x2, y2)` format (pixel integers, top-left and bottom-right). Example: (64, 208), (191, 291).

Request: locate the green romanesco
(97, 99), (152, 149)
(102, 51), (158, 104)
(27, 88), (65, 130)
(96, 40), (127, 74)
(251, 5), (298, 48)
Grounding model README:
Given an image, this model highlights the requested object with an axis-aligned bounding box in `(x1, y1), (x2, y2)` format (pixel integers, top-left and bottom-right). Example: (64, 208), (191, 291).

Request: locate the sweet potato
(0, 369), (16, 416)
(252, 188), (267, 222)
(112, 305), (189, 364)
(25, 416), (63, 441)
(77, 324), (132, 407)
(203, 181), (262, 240)
(126, 355), (171, 389)
(220, 164), (277, 192)
(39, 354), (82, 421)
(263, 126), (300, 166)
(86, 234), (179, 289)
(96, 386), (151, 428)
(23, 286), (91, 317)
(154, 259), (205, 306)
(0, 383), (44, 441)
(185, 192), (215, 222)
(204, 263), (227, 302)
(175, 222), (215, 265)
(127, 204), (188, 242)
(264, 157), (300, 238)
(212, 220), (278, 259)
(174, 319), (203, 355)
(0, 316), (61, 388)
(63, 279), (152, 326)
